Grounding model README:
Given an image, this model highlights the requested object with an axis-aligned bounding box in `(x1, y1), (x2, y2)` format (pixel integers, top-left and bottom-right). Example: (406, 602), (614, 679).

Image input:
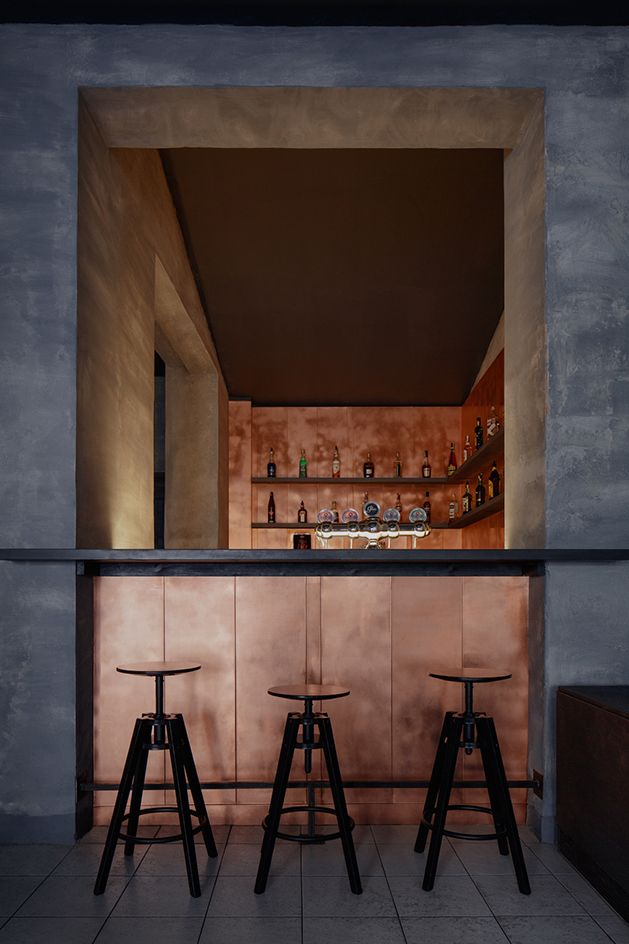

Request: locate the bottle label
(332, 459), (341, 476)
(422, 468), (431, 478)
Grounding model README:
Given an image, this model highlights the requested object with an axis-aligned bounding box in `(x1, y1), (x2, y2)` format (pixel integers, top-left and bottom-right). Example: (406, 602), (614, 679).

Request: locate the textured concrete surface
(0, 24), (628, 839)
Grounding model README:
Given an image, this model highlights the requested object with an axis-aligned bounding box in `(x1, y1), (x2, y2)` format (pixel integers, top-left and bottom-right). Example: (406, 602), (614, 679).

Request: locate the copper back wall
(93, 574), (528, 825)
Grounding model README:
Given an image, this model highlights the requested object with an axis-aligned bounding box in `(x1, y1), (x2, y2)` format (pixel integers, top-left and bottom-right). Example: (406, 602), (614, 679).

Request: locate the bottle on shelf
(362, 492), (370, 516)
(475, 416), (484, 450)
(267, 447), (276, 478)
(487, 405), (498, 438)
(299, 448), (308, 478)
(462, 480), (472, 514)
(363, 452), (375, 478)
(475, 473), (486, 507)
(422, 490), (431, 523)
(463, 435), (472, 463)
(448, 492), (458, 523)
(331, 499), (340, 523)
(332, 445), (341, 478)
(422, 450), (432, 478)
(267, 491), (276, 524)
(447, 442), (458, 476)
(488, 461), (501, 498)
(393, 451), (402, 477)
(395, 492), (403, 517)
(297, 500), (308, 524)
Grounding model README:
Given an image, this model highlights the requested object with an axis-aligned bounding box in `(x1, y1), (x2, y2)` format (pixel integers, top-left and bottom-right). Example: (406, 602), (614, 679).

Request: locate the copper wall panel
(164, 577), (236, 809)
(228, 400), (252, 548)
(287, 407), (318, 480)
(461, 576), (528, 817)
(320, 577), (392, 805)
(93, 577), (165, 821)
(251, 406), (288, 477)
(315, 407), (350, 478)
(461, 351), (504, 446)
(391, 577), (464, 811)
(235, 577), (307, 808)
(462, 511), (505, 549)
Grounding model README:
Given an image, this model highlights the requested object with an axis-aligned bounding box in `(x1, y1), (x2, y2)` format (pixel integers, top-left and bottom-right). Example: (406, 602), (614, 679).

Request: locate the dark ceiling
(162, 147), (504, 406)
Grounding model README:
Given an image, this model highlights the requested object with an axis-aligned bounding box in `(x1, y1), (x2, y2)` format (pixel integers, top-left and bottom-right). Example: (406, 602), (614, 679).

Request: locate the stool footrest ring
(262, 804), (355, 844)
(421, 804), (507, 843)
(118, 806), (204, 845)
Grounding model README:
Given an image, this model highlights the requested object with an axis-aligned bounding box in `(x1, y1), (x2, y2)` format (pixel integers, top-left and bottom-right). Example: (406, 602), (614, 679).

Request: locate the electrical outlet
(533, 769), (544, 799)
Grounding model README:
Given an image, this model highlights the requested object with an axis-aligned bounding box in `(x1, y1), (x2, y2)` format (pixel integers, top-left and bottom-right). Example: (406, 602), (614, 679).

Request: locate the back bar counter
(5, 548), (627, 834)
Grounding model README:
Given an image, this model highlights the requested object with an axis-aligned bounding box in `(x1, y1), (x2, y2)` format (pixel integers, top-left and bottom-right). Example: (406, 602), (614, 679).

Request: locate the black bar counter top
(1, 548), (628, 576)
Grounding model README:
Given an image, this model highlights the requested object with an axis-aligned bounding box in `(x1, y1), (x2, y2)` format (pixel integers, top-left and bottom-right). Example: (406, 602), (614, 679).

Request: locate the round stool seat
(117, 662), (201, 677)
(268, 684), (350, 701)
(430, 668), (511, 684)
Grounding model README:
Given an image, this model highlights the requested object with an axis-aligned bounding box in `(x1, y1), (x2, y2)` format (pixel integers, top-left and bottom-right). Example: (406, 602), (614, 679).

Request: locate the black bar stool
(415, 668), (531, 895)
(94, 662), (217, 898)
(254, 683), (362, 895)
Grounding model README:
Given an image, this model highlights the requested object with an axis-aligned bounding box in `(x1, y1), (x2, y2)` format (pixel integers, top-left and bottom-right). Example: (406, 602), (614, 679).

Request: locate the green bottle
(299, 448), (308, 478)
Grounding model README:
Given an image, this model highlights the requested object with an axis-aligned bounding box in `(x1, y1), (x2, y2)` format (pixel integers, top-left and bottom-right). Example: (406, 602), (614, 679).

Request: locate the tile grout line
(448, 839), (513, 942)
(591, 913), (626, 943)
(196, 823), (233, 943)
(371, 826), (411, 944)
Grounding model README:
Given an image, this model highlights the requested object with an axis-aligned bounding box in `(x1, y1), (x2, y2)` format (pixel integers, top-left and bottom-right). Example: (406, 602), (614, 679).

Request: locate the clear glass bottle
(297, 500), (307, 523)
(332, 445), (341, 478)
(422, 450), (432, 478)
(448, 492), (458, 522)
(447, 442), (458, 476)
(463, 435), (472, 463)
(331, 499), (340, 523)
(299, 448), (308, 478)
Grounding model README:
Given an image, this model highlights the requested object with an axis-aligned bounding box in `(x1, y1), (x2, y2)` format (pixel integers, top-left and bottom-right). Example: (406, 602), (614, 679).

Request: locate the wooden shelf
(433, 493), (504, 529)
(449, 428), (504, 484)
(253, 522), (318, 529)
(251, 476), (449, 485)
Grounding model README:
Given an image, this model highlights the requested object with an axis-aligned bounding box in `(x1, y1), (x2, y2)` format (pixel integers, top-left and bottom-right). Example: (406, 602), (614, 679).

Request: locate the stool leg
(415, 711), (456, 853)
(475, 717), (509, 856)
(176, 713), (218, 858)
(318, 715), (362, 895)
(94, 718), (149, 895)
(254, 713), (300, 894)
(124, 734), (150, 856)
(476, 716), (531, 895)
(422, 715), (463, 892)
(168, 717), (201, 898)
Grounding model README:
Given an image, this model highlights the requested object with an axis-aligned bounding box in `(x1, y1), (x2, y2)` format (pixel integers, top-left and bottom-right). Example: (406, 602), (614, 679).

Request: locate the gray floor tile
(303, 917), (406, 943)
(16, 875), (127, 917)
(219, 842), (299, 877)
(555, 870), (617, 916)
(594, 914), (629, 943)
(0, 916), (103, 944)
(302, 824), (374, 843)
(0, 845), (71, 876)
(0, 879), (46, 918)
(389, 875), (492, 917)
(499, 915), (613, 943)
(136, 842), (223, 877)
(207, 876), (301, 917)
(402, 916), (509, 943)
(111, 875), (214, 917)
(372, 825), (420, 844)
(77, 826), (158, 844)
(227, 825), (298, 843)
(302, 877), (396, 918)
(475, 874), (586, 916)
(517, 826), (541, 846)
(156, 824), (230, 845)
(301, 840), (383, 876)
(527, 842), (577, 874)
(53, 843), (148, 876)
(200, 917), (302, 943)
(453, 841), (549, 875)
(96, 916), (203, 944)
(377, 841), (466, 877)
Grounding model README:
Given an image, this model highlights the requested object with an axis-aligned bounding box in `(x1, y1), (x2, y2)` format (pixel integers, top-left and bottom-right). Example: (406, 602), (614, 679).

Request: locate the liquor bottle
(463, 435), (472, 463)
(462, 480), (472, 514)
(487, 405), (498, 438)
(447, 442), (458, 476)
(448, 492), (458, 522)
(488, 461), (501, 498)
(267, 491), (276, 524)
(475, 416), (484, 450)
(393, 451), (402, 477)
(422, 450), (432, 478)
(331, 499), (340, 523)
(363, 452), (375, 478)
(297, 500), (307, 524)
(362, 492), (370, 516)
(299, 448), (308, 478)
(395, 492), (403, 516)
(332, 445), (341, 478)
(475, 473), (486, 507)
(422, 490), (431, 523)
(267, 447), (276, 478)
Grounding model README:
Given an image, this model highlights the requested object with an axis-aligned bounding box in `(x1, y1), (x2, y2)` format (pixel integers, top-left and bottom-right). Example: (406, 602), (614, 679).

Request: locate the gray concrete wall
(0, 24), (628, 840)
